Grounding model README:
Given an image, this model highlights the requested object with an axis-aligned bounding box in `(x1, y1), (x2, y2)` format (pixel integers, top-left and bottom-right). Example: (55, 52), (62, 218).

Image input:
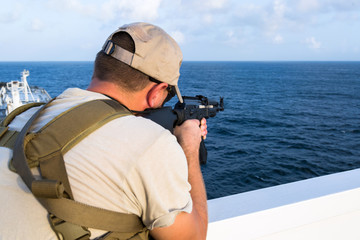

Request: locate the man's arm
(150, 119), (208, 240)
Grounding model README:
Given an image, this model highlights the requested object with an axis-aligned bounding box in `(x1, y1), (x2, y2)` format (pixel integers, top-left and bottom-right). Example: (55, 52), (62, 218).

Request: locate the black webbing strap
(12, 100), (145, 233)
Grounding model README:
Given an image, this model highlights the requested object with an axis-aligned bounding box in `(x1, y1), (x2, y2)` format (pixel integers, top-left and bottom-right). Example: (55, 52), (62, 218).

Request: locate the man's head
(92, 22), (183, 104)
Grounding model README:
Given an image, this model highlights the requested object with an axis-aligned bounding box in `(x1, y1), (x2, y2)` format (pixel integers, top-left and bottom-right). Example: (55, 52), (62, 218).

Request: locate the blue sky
(1, 0), (359, 61)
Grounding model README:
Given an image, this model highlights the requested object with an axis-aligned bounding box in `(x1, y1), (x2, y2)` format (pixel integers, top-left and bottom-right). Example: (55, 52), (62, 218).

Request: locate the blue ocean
(1, 61), (359, 199)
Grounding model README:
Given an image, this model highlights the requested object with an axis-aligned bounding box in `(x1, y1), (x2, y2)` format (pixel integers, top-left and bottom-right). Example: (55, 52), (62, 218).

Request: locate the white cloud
(48, 0), (162, 23)
(273, 34), (284, 44)
(232, 1), (289, 43)
(266, 0), (287, 33)
(2, 0), (360, 61)
(297, 0), (320, 12)
(30, 19), (45, 32)
(0, 3), (24, 23)
(273, 0), (286, 17)
(106, 0), (161, 21)
(185, 0), (227, 11)
(206, 0), (227, 9)
(171, 30), (185, 44)
(326, 0), (360, 11)
(80, 42), (95, 50)
(47, 0), (97, 16)
(202, 14), (213, 24)
(234, 3), (264, 23)
(224, 29), (244, 46)
(227, 30), (234, 38)
(306, 37), (322, 49)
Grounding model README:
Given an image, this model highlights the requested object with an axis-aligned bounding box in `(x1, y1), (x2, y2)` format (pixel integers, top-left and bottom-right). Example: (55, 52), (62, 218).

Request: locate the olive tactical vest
(0, 99), (150, 240)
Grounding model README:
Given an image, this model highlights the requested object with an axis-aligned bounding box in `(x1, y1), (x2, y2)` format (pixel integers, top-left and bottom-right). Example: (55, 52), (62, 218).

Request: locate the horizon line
(1, 60), (360, 63)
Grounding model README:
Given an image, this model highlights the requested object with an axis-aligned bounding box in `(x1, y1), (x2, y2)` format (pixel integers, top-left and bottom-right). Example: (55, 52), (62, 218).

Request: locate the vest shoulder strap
(25, 99), (131, 169)
(0, 102), (44, 151)
(11, 99), (147, 239)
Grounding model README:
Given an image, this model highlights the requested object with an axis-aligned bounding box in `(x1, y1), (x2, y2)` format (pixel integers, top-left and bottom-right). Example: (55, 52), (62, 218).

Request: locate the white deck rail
(208, 168), (360, 239)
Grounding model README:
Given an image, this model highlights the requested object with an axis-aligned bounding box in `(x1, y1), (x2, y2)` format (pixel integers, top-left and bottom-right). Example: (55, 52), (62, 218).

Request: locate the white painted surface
(207, 168), (360, 239)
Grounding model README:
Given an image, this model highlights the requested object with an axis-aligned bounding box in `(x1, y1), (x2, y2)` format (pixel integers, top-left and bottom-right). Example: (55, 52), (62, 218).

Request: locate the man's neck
(87, 78), (150, 111)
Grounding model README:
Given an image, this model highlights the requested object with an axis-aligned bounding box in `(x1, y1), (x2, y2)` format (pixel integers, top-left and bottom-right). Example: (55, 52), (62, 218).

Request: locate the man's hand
(174, 119), (201, 156)
(173, 119), (208, 163)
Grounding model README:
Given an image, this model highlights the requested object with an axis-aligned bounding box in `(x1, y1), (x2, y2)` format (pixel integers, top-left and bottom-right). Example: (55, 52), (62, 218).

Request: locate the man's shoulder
(7, 88), (108, 132)
(100, 115), (174, 142)
(103, 112), (164, 129)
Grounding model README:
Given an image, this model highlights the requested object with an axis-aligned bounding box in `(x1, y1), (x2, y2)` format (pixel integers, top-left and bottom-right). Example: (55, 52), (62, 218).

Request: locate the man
(0, 22), (208, 239)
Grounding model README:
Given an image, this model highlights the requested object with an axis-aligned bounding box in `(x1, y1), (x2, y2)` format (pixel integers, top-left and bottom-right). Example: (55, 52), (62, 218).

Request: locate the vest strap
(12, 99), (146, 234)
(32, 179), (65, 199)
(49, 214), (91, 240)
(0, 102), (44, 159)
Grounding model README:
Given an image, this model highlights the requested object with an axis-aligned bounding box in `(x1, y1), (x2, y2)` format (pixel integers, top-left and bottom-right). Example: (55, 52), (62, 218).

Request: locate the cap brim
(175, 85), (183, 103)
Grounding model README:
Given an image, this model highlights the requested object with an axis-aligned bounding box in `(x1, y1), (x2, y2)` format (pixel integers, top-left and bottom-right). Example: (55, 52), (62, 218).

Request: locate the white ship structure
(0, 70), (51, 119)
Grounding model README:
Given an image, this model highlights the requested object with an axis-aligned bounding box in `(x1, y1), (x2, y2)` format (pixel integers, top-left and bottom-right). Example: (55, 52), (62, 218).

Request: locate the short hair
(92, 32), (150, 92)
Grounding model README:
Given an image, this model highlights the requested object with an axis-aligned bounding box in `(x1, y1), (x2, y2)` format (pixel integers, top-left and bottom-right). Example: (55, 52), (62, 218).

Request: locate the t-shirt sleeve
(127, 130), (193, 229)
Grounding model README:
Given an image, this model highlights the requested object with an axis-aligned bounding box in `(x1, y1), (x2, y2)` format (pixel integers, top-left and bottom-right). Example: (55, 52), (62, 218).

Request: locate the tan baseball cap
(102, 22), (184, 103)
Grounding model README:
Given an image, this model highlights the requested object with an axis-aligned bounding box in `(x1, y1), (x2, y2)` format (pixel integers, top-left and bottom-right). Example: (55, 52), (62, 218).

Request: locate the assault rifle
(137, 95), (224, 164)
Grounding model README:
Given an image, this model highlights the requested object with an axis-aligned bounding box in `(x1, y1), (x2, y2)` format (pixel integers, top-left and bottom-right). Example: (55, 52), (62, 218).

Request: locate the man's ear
(147, 83), (168, 108)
